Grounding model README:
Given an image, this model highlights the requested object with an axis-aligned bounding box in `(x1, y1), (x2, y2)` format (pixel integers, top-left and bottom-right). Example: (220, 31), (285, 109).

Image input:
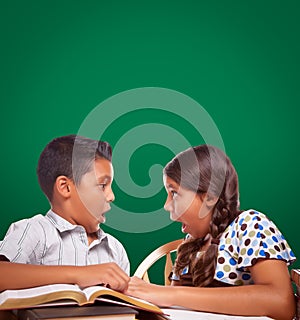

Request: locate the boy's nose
(106, 189), (115, 202)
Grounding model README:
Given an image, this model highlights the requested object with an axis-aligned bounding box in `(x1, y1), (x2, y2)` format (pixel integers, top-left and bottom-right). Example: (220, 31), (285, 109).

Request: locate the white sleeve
(0, 216), (45, 263)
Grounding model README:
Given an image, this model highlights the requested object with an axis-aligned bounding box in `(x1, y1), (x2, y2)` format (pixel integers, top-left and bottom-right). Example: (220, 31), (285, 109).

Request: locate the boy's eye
(98, 184), (106, 190)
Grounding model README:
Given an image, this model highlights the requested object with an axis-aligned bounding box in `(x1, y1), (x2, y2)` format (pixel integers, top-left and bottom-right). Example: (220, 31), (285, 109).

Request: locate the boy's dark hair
(37, 135), (112, 202)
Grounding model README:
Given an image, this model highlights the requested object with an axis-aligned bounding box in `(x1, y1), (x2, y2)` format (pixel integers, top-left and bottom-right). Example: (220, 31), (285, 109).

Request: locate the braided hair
(163, 145), (241, 287)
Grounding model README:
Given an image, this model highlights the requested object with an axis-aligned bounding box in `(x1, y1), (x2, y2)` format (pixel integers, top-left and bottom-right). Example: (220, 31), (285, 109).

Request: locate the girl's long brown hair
(163, 145), (241, 287)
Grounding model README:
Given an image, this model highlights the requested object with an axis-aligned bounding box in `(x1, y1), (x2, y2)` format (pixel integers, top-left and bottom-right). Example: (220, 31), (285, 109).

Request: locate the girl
(126, 145), (296, 320)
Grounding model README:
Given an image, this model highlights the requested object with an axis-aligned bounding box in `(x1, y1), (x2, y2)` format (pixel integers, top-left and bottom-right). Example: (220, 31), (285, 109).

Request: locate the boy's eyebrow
(167, 183), (177, 189)
(96, 175), (112, 181)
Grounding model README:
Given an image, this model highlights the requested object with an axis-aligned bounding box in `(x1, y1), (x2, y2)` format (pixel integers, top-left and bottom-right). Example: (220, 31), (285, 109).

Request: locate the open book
(0, 283), (164, 315)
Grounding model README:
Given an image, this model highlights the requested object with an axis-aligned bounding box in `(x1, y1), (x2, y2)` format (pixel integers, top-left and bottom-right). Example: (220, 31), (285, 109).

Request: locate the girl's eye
(170, 190), (178, 198)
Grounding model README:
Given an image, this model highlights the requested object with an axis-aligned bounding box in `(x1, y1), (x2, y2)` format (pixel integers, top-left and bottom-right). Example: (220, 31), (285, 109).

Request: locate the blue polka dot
(242, 273), (251, 280)
(243, 230), (248, 236)
(262, 242), (268, 248)
(247, 248), (254, 256)
(231, 230), (235, 237)
(281, 252), (288, 259)
(220, 244), (225, 250)
(277, 255), (283, 259)
(272, 236), (278, 243)
(256, 232), (261, 238)
(229, 258), (237, 266)
(216, 271), (224, 279)
(259, 250), (266, 257)
(258, 224), (263, 230)
(182, 267), (189, 274)
(290, 251), (296, 258)
(239, 218), (244, 226)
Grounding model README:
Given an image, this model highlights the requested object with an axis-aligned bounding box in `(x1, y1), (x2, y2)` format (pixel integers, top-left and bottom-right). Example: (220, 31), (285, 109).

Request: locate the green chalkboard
(0, 1), (299, 282)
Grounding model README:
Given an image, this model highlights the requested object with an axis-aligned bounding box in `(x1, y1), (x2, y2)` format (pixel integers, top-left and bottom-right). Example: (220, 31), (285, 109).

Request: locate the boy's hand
(75, 263), (130, 291)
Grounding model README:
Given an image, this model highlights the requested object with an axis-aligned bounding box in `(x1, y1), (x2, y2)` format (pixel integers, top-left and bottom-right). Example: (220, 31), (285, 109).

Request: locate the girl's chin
(181, 223), (188, 233)
(181, 224), (199, 238)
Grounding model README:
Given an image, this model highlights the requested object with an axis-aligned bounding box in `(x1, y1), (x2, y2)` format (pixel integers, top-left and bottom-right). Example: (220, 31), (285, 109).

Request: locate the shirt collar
(45, 210), (108, 241)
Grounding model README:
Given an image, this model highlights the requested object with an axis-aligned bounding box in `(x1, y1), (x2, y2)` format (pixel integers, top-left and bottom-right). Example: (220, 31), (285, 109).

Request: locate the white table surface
(161, 307), (273, 320)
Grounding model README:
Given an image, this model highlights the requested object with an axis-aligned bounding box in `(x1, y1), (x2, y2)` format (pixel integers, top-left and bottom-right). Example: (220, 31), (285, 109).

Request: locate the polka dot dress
(215, 209), (296, 286)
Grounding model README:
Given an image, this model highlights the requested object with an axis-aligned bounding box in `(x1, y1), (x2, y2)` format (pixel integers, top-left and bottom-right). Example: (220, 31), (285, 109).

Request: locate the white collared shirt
(0, 210), (129, 275)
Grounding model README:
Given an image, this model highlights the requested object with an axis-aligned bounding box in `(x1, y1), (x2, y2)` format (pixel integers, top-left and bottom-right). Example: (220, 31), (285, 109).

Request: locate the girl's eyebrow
(167, 183), (177, 189)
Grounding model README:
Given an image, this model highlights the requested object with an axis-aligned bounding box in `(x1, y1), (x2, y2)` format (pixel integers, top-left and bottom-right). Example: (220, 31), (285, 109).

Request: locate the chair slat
(134, 239), (183, 285)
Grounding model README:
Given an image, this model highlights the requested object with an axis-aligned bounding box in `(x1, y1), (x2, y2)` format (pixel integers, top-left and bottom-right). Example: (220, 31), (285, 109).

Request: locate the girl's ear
(205, 194), (219, 209)
(55, 176), (71, 198)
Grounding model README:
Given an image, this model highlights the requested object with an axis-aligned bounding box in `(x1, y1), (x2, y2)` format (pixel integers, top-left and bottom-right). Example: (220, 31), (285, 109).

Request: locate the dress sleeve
(235, 210), (296, 270)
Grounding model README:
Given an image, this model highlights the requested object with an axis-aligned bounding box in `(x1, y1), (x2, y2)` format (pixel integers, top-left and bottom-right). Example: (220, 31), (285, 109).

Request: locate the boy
(0, 135), (129, 292)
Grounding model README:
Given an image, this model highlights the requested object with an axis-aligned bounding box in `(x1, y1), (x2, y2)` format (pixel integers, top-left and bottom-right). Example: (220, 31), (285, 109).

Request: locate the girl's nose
(164, 196), (172, 211)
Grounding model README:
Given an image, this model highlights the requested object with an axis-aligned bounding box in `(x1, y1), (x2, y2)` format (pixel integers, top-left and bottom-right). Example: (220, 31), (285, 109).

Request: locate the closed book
(15, 305), (138, 320)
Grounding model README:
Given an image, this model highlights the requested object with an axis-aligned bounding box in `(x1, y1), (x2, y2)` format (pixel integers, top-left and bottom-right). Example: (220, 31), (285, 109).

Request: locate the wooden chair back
(134, 239), (183, 285)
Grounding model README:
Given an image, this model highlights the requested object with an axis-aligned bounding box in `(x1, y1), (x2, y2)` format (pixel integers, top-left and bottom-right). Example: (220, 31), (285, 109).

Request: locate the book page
(0, 284), (81, 305)
(97, 296), (162, 311)
(82, 285), (109, 300)
(83, 286), (157, 307)
(0, 284), (87, 309)
(81, 286), (163, 314)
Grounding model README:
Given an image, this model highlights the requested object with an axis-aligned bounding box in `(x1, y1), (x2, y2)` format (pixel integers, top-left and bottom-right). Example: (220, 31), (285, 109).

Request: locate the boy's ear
(205, 194), (219, 209)
(55, 176), (71, 198)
